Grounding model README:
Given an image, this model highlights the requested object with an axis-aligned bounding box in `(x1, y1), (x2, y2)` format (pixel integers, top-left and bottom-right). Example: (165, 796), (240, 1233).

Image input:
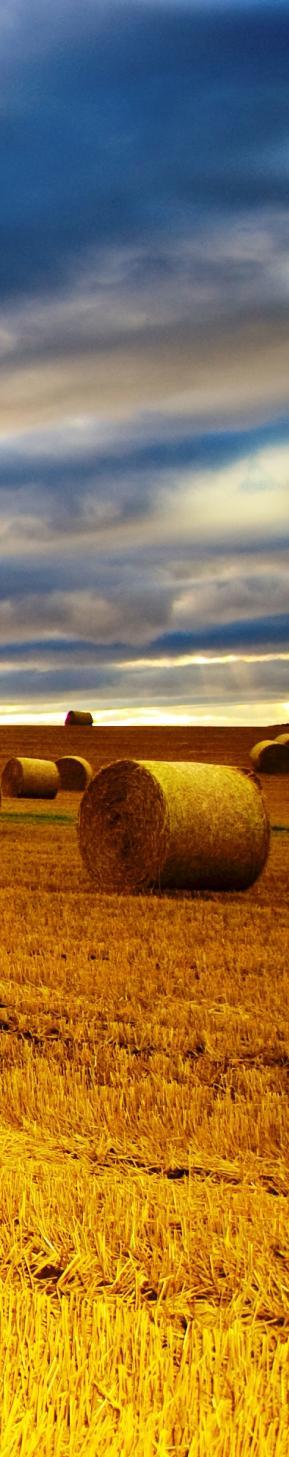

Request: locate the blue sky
(0, 0), (288, 723)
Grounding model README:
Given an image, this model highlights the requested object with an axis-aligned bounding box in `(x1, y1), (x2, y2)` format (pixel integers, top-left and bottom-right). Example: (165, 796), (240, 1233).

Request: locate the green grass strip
(0, 810), (74, 824)
(0, 814), (288, 832)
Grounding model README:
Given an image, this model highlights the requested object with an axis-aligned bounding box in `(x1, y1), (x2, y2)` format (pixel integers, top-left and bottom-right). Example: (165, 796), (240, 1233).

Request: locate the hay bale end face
(1, 758), (60, 799)
(77, 758), (270, 893)
(250, 739), (289, 773)
(65, 710), (93, 726)
(56, 756), (93, 791)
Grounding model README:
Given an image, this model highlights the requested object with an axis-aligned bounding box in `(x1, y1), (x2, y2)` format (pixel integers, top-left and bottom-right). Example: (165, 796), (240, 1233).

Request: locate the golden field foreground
(0, 723), (288, 1456)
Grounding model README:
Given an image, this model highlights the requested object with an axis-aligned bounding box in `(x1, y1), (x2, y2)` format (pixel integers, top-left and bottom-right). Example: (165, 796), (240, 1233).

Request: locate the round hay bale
(250, 740), (289, 773)
(65, 710), (93, 726)
(77, 758), (269, 893)
(56, 755), (93, 790)
(1, 758), (60, 799)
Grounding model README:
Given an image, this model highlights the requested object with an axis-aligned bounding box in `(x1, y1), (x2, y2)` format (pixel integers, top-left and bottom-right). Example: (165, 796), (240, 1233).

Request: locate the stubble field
(0, 723), (288, 1456)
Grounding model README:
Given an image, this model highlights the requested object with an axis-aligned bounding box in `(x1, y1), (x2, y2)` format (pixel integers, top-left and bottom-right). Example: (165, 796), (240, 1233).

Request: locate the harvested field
(0, 723), (288, 1455)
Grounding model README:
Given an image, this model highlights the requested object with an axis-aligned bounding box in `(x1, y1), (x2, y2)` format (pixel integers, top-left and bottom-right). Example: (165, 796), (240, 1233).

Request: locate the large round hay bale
(1, 758), (60, 799)
(250, 740), (289, 773)
(77, 759), (269, 893)
(65, 710), (93, 726)
(56, 755), (93, 790)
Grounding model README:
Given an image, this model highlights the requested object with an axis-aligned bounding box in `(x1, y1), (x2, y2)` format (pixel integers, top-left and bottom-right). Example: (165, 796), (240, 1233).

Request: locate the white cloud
(1, 214), (289, 435)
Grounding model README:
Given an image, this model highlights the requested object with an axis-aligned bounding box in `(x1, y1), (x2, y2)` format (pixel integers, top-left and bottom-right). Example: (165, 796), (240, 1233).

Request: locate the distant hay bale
(250, 739), (289, 773)
(65, 710), (93, 726)
(56, 755), (93, 790)
(77, 758), (269, 894)
(1, 758), (60, 799)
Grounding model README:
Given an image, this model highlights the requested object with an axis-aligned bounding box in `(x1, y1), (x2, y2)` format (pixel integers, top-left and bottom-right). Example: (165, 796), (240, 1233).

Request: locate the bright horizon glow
(0, 649), (288, 726)
(0, 699), (288, 727)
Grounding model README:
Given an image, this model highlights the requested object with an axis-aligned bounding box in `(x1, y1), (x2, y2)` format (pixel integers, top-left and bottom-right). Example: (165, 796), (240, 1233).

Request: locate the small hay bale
(250, 739), (289, 773)
(56, 755), (93, 791)
(65, 710), (93, 726)
(1, 758), (60, 799)
(77, 758), (269, 893)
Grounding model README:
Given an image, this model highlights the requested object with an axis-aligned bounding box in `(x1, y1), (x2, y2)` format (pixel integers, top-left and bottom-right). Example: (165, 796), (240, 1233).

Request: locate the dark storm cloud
(0, 408), (287, 576)
(0, 1), (288, 720)
(0, 612), (287, 663)
(0, 2), (288, 300)
(151, 616), (289, 655)
(1, 410), (289, 493)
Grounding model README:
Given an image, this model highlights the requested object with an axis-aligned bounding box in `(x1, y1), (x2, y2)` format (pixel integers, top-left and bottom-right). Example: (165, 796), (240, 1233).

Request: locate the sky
(0, 0), (288, 725)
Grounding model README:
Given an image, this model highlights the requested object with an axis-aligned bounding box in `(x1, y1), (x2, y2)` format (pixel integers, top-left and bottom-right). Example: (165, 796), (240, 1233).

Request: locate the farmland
(0, 724), (288, 1455)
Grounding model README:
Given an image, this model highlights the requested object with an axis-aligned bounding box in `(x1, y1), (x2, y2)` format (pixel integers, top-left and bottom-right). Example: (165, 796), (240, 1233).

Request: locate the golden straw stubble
(77, 758), (270, 893)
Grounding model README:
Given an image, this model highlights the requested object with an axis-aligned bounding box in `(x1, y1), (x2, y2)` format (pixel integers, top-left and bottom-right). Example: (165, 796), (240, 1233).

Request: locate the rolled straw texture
(77, 758), (270, 893)
(56, 755), (93, 790)
(250, 740), (289, 773)
(65, 710), (93, 726)
(1, 758), (60, 799)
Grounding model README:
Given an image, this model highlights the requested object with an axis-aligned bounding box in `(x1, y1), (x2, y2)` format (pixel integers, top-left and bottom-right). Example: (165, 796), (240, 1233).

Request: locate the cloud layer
(0, 0), (288, 720)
